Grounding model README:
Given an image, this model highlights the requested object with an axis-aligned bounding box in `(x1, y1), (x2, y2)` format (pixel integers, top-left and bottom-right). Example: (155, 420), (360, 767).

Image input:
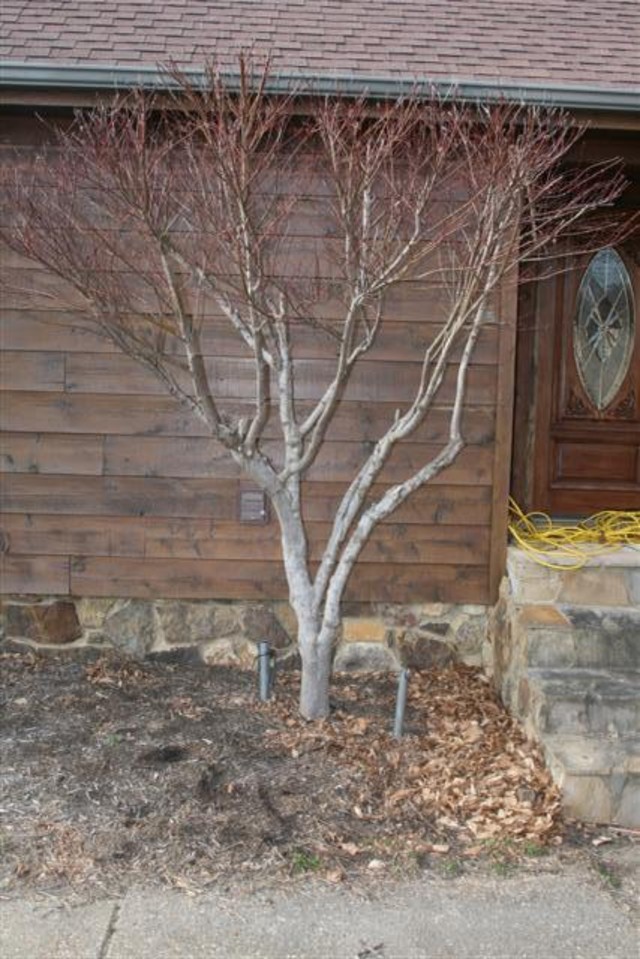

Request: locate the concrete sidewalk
(1, 870), (637, 959)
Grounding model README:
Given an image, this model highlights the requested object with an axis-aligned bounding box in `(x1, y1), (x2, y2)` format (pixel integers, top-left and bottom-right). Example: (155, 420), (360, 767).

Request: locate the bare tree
(2, 59), (632, 717)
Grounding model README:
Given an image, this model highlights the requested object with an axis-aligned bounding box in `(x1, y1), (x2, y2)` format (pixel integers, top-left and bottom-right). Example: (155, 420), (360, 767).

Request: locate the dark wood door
(530, 246), (640, 515)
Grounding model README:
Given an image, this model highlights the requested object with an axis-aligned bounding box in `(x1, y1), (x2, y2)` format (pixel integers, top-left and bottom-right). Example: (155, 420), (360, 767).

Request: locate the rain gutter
(1, 61), (639, 114)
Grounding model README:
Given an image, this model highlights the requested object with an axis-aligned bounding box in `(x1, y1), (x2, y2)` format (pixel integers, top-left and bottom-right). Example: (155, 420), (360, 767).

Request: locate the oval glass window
(573, 248), (635, 411)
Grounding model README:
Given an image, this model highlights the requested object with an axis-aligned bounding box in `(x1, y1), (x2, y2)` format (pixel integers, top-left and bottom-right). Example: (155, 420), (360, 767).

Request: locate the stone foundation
(489, 545), (640, 728)
(0, 596), (490, 672)
(488, 546), (640, 827)
(488, 573), (528, 727)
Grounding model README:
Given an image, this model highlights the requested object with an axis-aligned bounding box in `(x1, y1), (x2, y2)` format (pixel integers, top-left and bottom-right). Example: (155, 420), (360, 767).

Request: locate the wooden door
(530, 245), (640, 515)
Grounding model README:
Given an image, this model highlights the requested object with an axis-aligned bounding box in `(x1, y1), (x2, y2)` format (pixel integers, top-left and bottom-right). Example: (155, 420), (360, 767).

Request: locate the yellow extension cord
(508, 498), (640, 570)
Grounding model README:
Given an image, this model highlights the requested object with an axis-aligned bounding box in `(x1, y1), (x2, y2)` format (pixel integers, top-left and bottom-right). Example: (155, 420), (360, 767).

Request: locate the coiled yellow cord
(508, 498), (640, 570)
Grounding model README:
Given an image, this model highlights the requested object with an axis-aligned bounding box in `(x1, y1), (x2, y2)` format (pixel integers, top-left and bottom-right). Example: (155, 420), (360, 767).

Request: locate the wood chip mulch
(0, 649), (564, 900)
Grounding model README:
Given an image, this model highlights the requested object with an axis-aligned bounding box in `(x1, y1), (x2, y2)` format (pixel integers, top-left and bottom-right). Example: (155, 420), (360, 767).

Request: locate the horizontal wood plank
(0, 474), (238, 520)
(0, 554), (69, 595)
(346, 563), (489, 604)
(0, 351), (64, 392)
(70, 555), (489, 603)
(1, 433), (103, 476)
(2, 236), (488, 278)
(0, 432), (492, 488)
(101, 435), (493, 484)
(2, 268), (498, 323)
(0, 269), (88, 310)
(0, 310), (500, 364)
(0, 311), (116, 353)
(1, 514), (490, 567)
(61, 353), (497, 405)
(70, 555), (288, 600)
(0, 392), (496, 445)
(0, 475), (492, 525)
(0, 514), (145, 559)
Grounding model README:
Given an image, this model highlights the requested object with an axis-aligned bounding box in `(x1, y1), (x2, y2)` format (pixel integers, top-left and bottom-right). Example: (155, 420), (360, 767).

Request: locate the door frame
(511, 246), (640, 516)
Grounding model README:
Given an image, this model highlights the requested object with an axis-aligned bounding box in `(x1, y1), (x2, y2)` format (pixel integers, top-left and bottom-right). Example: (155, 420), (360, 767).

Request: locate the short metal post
(268, 650), (277, 695)
(258, 641), (271, 701)
(393, 668), (410, 738)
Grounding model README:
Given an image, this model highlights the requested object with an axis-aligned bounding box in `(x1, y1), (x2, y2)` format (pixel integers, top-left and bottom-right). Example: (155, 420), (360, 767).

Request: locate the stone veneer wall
(488, 545), (640, 731)
(0, 596), (490, 672)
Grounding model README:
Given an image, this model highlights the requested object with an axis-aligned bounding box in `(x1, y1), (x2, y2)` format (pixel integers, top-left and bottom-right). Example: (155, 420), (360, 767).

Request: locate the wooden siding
(0, 112), (517, 604)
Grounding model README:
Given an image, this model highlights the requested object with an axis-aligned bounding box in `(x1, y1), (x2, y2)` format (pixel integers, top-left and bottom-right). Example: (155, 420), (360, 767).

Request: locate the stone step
(527, 668), (640, 738)
(507, 545), (639, 608)
(542, 733), (640, 827)
(522, 605), (640, 671)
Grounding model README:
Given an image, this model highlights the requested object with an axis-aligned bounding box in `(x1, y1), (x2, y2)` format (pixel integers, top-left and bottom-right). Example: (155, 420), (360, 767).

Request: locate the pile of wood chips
(265, 664), (562, 848)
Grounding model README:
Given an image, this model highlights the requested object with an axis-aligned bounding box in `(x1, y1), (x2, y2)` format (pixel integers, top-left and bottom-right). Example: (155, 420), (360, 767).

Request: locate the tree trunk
(298, 642), (333, 719)
(296, 614), (336, 720)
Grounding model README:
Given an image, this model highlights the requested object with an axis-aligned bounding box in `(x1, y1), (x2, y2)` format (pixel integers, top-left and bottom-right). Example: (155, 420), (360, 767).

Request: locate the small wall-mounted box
(238, 488), (270, 524)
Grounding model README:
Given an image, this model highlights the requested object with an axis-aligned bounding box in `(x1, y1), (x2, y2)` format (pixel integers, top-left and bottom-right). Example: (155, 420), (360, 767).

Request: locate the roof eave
(1, 61), (639, 115)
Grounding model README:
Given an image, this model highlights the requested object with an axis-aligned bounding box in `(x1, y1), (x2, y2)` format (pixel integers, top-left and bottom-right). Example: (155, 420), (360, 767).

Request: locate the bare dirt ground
(0, 645), (637, 915)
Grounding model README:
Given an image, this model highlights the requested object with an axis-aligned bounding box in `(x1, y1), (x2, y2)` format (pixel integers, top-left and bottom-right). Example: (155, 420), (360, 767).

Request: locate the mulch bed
(0, 646), (582, 899)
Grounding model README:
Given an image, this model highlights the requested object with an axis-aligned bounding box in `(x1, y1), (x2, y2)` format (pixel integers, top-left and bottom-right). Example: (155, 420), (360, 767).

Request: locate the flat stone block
(616, 782), (640, 828)
(241, 604), (291, 649)
(519, 605), (570, 628)
(155, 601), (218, 646)
(3, 600), (82, 645)
(396, 634), (458, 670)
(454, 616), (487, 654)
(333, 641), (398, 673)
(506, 548), (563, 599)
(561, 773), (613, 822)
(207, 603), (242, 637)
(545, 732), (640, 771)
(558, 569), (630, 607)
(526, 630), (576, 668)
(580, 546), (640, 568)
(627, 568), (640, 607)
(416, 602), (451, 618)
(531, 668), (640, 737)
(76, 597), (116, 629)
(626, 753), (640, 776)
(200, 637), (255, 669)
(342, 616), (387, 644)
(560, 607), (640, 669)
(103, 600), (156, 657)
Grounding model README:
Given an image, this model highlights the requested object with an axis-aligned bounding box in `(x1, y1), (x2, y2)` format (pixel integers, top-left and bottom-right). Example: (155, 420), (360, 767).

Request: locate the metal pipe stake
(393, 668), (410, 738)
(258, 641), (271, 701)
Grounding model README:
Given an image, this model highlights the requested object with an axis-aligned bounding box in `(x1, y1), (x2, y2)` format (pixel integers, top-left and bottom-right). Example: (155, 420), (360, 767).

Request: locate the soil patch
(0, 647), (634, 902)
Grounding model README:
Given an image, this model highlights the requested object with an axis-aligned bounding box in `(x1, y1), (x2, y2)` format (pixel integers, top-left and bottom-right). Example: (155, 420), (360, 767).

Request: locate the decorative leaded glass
(573, 248), (635, 411)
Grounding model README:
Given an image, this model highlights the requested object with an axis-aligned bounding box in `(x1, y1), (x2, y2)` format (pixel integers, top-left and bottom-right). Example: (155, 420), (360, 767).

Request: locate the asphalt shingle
(0, 1), (638, 90)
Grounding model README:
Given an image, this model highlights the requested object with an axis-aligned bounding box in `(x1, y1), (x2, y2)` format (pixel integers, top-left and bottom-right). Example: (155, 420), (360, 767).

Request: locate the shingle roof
(1, 1), (639, 91)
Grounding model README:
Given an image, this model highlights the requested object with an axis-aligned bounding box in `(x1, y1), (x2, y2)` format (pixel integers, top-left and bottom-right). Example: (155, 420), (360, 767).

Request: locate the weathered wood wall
(0, 111), (516, 604)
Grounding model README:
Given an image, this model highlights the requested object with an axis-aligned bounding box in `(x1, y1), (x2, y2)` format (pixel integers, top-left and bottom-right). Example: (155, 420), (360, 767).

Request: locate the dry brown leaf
(463, 845), (484, 857)
(349, 718), (371, 735)
(337, 841), (360, 856)
(592, 835), (613, 847)
(387, 788), (415, 807)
